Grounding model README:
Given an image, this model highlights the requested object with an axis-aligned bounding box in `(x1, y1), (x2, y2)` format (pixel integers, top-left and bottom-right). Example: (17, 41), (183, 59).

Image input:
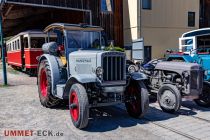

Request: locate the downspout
(138, 0), (142, 38)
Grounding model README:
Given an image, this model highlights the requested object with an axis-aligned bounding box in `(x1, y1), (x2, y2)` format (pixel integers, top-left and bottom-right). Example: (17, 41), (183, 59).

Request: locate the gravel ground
(0, 67), (160, 140)
(1, 66), (210, 140)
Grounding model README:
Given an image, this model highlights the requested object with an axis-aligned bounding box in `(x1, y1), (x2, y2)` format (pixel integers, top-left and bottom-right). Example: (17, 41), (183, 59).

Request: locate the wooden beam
(5, 7), (48, 20)
(3, 5), (14, 22)
(113, 0), (123, 47)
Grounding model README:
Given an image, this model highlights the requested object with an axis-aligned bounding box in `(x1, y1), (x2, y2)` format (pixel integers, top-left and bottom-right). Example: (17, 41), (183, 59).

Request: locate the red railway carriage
(6, 31), (46, 73)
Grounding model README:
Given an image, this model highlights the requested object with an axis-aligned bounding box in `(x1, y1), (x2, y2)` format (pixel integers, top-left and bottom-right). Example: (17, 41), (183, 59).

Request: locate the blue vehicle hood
(166, 54), (194, 62)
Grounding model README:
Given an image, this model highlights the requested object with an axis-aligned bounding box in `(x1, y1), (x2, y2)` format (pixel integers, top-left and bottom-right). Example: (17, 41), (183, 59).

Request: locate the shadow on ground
(51, 100), (185, 132)
(50, 93), (210, 132)
(182, 100), (210, 112)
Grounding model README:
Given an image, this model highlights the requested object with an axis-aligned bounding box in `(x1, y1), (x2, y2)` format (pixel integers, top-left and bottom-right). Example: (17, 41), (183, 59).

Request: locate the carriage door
(20, 35), (25, 68)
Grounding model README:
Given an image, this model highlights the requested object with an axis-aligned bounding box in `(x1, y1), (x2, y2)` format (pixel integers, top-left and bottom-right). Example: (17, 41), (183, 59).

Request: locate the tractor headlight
(128, 65), (139, 74)
(204, 70), (208, 76)
(182, 71), (189, 78)
(204, 70), (210, 76)
(96, 67), (103, 77)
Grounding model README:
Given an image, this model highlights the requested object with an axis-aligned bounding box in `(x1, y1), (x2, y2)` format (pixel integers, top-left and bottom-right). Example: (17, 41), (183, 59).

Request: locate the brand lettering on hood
(76, 58), (91, 63)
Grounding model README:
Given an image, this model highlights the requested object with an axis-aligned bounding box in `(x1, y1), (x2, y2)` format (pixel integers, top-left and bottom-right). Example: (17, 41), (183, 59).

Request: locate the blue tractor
(166, 28), (210, 107)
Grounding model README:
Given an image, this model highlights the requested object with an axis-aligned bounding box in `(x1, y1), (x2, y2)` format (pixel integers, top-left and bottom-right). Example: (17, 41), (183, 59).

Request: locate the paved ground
(1, 66), (210, 140)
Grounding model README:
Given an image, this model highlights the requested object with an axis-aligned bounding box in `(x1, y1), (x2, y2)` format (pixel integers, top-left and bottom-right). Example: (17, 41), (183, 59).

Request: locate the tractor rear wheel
(38, 59), (61, 108)
(125, 80), (149, 118)
(195, 82), (210, 107)
(157, 84), (181, 113)
(69, 83), (89, 129)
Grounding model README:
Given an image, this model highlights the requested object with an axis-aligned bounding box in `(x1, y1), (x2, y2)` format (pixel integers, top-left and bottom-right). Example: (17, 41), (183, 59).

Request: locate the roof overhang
(0, 1), (92, 37)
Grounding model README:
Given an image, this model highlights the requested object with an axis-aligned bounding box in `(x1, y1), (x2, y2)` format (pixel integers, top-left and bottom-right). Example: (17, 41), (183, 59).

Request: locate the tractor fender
(130, 72), (147, 81)
(70, 74), (97, 84)
(139, 81), (149, 117)
(38, 54), (61, 96)
(63, 74), (97, 99)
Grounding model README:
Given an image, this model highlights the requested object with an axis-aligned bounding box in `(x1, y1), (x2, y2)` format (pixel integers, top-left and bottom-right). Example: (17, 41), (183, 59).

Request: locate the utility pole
(0, 14), (7, 85)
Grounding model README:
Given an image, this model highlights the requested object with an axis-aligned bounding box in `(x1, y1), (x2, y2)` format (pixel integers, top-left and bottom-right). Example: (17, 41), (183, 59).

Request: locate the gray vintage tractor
(37, 23), (149, 129)
(140, 60), (203, 113)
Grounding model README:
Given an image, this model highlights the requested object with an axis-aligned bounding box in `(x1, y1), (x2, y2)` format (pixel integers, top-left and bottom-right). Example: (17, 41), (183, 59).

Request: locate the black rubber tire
(125, 80), (149, 118)
(194, 82), (210, 107)
(38, 59), (61, 108)
(69, 83), (89, 129)
(157, 84), (181, 113)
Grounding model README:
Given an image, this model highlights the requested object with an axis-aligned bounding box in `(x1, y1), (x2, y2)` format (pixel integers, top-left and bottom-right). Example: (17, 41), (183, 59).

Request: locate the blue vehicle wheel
(195, 82), (210, 107)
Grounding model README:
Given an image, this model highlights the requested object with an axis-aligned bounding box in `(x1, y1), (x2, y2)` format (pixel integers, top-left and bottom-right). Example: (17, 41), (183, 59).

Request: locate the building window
(188, 12), (195, 27)
(101, 0), (114, 12)
(142, 0), (152, 10)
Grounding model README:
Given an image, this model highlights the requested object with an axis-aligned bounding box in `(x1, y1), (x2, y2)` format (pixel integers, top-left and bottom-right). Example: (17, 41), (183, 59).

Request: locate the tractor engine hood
(155, 62), (201, 75)
(69, 50), (105, 58)
(69, 50), (104, 76)
(69, 50), (126, 77)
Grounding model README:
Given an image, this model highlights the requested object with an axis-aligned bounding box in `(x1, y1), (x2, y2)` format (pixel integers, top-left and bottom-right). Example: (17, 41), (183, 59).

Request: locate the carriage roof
(182, 28), (210, 38)
(44, 23), (104, 33)
(6, 30), (46, 44)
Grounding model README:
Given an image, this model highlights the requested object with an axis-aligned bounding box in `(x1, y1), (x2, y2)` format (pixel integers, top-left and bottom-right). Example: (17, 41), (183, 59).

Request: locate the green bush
(104, 46), (125, 52)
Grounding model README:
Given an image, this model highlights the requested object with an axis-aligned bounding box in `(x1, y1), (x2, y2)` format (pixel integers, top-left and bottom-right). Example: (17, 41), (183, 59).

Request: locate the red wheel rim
(127, 83), (140, 113)
(40, 68), (48, 97)
(70, 91), (79, 121)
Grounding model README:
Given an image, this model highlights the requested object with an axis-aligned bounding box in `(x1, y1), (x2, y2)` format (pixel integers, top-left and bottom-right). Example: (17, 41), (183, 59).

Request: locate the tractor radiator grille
(191, 70), (203, 90)
(102, 55), (125, 81)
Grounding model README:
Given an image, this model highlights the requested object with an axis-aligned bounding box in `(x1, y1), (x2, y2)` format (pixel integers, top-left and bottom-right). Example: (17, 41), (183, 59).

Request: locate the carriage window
(12, 42), (14, 51)
(17, 40), (20, 50)
(6, 45), (9, 51)
(31, 37), (45, 48)
(23, 37), (28, 48)
(15, 41), (17, 50)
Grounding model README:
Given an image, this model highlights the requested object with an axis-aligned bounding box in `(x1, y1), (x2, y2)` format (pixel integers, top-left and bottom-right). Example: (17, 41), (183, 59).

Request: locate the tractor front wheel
(195, 82), (210, 107)
(38, 59), (61, 108)
(157, 84), (181, 113)
(69, 84), (89, 129)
